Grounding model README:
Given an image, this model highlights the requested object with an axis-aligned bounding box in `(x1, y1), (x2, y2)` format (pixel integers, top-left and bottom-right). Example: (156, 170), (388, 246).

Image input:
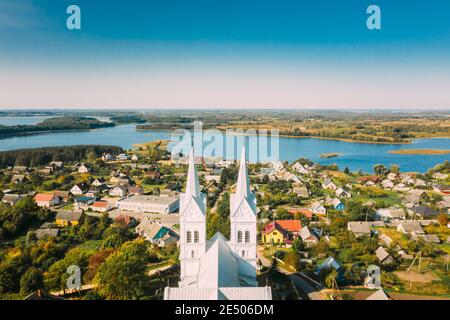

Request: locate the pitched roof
(410, 206), (439, 218)
(375, 246), (391, 262)
(274, 220), (302, 233)
(56, 210), (83, 222)
(34, 193), (56, 202)
(348, 221), (371, 234)
(92, 201), (109, 207)
(366, 289), (391, 300)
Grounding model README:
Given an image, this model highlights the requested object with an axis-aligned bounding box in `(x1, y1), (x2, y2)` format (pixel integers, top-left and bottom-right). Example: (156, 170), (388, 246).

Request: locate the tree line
(0, 145), (123, 168)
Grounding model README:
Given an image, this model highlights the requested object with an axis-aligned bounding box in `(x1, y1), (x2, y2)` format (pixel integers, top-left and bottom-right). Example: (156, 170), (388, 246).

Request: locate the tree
(44, 248), (90, 292)
(437, 213), (448, 226)
(373, 164), (388, 176)
(346, 200), (375, 221)
(344, 167), (350, 174)
(269, 258), (280, 277)
(325, 269), (338, 289)
(20, 268), (43, 296)
(94, 239), (151, 300)
(390, 164), (400, 174)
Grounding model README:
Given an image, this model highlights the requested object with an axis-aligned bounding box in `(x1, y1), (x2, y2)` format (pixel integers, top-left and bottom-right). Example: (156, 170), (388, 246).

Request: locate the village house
(315, 257), (344, 281)
(375, 246), (394, 265)
(135, 218), (179, 247)
(387, 172), (398, 181)
(292, 162), (310, 175)
(85, 189), (99, 198)
(335, 187), (351, 198)
(397, 221), (424, 236)
(394, 183), (410, 192)
(109, 185), (128, 197)
(92, 178), (106, 187)
(411, 234), (440, 243)
(347, 221), (371, 237)
(35, 223), (59, 240)
(287, 208), (313, 219)
(114, 214), (137, 227)
(381, 179), (394, 189)
(375, 208), (406, 221)
(404, 189), (428, 206)
(366, 289), (391, 300)
(12, 166), (29, 174)
(433, 172), (448, 180)
(55, 210), (83, 227)
(310, 201), (327, 215)
(127, 186), (145, 195)
(261, 220), (302, 245)
(53, 191), (70, 202)
(70, 182), (90, 196)
(414, 179), (426, 187)
(77, 164), (90, 174)
(34, 193), (60, 208)
(116, 153), (129, 161)
(322, 178), (337, 191)
(409, 206), (439, 219)
(91, 200), (111, 212)
(131, 154), (139, 161)
(432, 184), (450, 195)
(298, 226), (320, 246)
(117, 195), (180, 214)
(292, 184), (310, 198)
(1, 194), (22, 206)
(74, 196), (95, 209)
(49, 161), (64, 169)
(11, 174), (27, 184)
(331, 198), (345, 210)
(437, 196), (450, 212)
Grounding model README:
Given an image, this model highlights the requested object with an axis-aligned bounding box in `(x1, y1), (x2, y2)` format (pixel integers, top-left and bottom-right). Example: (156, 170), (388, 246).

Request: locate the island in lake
(320, 152), (340, 158)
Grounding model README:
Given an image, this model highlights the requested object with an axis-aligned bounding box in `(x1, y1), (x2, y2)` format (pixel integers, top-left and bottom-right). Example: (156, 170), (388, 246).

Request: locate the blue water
(0, 120), (448, 173)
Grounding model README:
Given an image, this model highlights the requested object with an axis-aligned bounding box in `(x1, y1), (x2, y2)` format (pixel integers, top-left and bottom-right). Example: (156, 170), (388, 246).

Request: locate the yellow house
(55, 210), (83, 227)
(261, 220), (302, 245)
(262, 228), (284, 245)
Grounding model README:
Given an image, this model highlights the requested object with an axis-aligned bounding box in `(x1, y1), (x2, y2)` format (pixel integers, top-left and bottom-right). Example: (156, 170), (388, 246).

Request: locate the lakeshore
(388, 149), (450, 155)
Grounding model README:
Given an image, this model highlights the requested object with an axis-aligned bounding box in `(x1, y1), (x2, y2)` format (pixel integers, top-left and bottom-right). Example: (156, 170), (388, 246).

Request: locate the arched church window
(194, 231), (199, 243)
(237, 231), (243, 243)
(186, 231), (192, 243)
(191, 250), (195, 258)
(245, 230), (250, 243)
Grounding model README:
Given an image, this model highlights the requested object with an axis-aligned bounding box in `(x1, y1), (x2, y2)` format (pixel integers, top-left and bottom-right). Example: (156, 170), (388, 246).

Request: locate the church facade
(164, 147), (272, 300)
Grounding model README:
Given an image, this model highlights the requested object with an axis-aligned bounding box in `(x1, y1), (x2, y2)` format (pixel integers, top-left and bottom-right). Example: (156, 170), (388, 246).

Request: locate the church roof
(199, 232), (241, 288)
(164, 287), (272, 300)
(235, 145), (251, 202)
(185, 148), (200, 198)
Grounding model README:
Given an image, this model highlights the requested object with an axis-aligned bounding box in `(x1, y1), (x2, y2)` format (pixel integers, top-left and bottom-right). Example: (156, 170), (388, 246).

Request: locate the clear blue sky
(1, 0), (450, 109)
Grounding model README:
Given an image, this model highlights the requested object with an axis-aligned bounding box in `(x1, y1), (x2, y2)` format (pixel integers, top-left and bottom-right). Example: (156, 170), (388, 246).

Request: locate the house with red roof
(34, 193), (60, 208)
(91, 200), (112, 212)
(261, 220), (302, 245)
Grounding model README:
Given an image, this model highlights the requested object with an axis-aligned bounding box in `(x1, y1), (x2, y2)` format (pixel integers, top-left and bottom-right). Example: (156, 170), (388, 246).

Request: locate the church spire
(235, 144), (250, 200)
(185, 148), (200, 198)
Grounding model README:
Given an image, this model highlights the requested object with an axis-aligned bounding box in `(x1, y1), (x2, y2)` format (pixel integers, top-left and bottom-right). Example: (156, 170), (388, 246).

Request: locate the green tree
(44, 248), (90, 292)
(94, 239), (151, 300)
(20, 268), (43, 296)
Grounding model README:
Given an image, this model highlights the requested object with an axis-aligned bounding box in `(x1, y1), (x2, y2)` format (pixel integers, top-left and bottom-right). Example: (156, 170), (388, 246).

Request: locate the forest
(0, 145), (123, 168)
(0, 117), (114, 138)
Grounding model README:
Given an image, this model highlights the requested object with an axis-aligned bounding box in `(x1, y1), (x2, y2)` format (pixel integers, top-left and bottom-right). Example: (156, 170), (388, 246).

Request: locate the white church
(164, 146), (272, 300)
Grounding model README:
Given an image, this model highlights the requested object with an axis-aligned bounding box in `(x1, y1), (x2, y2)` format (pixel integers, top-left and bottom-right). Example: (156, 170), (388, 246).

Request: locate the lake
(0, 121), (448, 173)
